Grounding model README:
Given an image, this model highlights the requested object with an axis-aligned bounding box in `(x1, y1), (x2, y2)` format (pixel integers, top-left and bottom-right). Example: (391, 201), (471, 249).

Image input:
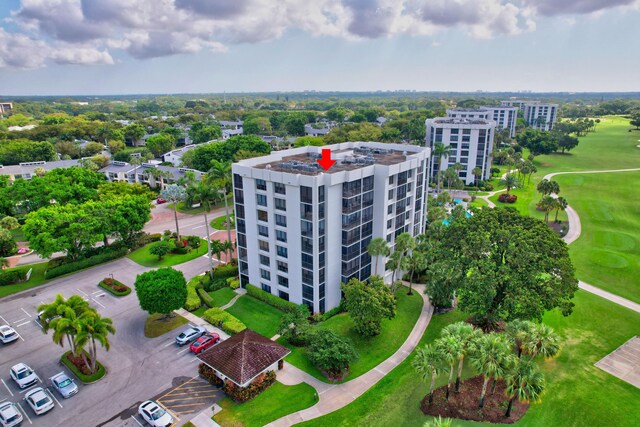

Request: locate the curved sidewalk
(266, 285), (434, 427)
(544, 168), (640, 313)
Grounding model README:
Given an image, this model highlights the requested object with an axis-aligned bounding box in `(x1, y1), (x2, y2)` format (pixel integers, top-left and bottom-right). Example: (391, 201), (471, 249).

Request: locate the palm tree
(524, 323), (561, 361)
(211, 239), (224, 261)
(538, 195), (556, 223)
(160, 184), (187, 241)
(436, 335), (463, 400)
(207, 160), (233, 244)
(413, 344), (443, 406)
(188, 180), (221, 278)
(500, 173), (520, 195)
(442, 322), (481, 393)
(471, 167), (483, 186)
(507, 320), (535, 358)
(38, 294), (95, 353)
(504, 359), (545, 418)
(393, 232), (416, 286)
(74, 312), (116, 374)
(402, 250), (426, 296)
(470, 333), (512, 408)
(367, 237), (390, 275)
(432, 142), (451, 194)
(554, 197), (568, 222)
(386, 250), (402, 290)
(222, 240), (235, 262)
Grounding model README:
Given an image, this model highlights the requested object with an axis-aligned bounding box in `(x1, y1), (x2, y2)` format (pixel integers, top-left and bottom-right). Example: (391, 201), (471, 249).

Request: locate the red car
(190, 333), (220, 354)
(156, 198), (166, 204)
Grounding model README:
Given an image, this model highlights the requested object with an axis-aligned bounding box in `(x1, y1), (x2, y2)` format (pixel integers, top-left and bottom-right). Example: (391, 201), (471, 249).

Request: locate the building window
(256, 179), (267, 191)
(279, 290), (289, 301)
(236, 204), (245, 219)
(302, 253), (313, 270)
(259, 240), (269, 252)
(278, 276), (289, 288)
(277, 261), (288, 273)
(301, 237), (313, 254)
(274, 182), (286, 194)
(257, 210), (268, 222)
(260, 254), (270, 266)
(258, 225), (269, 237)
(389, 175), (394, 184)
(276, 230), (287, 242)
(261, 283), (271, 293)
(276, 245), (288, 258)
(301, 220), (313, 237)
(302, 285), (314, 301)
(275, 214), (287, 227)
(275, 198), (287, 211)
(301, 203), (313, 220)
(387, 205), (393, 214)
(300, 186), (313, 204)
(256, 194), (267, 206)
(318, 185), (325, 203)
(363, 176), (374, 191)
(234, 173), (243, 189)
(260, 269), (271, 280)
(302, 269), (313, 285)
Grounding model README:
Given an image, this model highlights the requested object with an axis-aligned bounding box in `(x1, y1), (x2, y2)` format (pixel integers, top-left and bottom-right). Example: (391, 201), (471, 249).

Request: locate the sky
(0, 0), (639, 96)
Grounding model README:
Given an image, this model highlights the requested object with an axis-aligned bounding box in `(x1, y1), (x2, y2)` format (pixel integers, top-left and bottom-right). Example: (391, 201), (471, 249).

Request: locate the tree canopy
(341, 276), (396, 336)
(134, 267), (187, 316)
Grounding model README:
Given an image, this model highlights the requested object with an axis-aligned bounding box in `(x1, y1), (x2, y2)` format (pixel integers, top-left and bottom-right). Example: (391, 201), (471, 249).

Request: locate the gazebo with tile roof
(197, 328), (290, 388)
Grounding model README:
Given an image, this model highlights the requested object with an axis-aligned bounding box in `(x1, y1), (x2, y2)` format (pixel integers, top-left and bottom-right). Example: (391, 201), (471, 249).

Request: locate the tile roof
(197, 329), (290, 386)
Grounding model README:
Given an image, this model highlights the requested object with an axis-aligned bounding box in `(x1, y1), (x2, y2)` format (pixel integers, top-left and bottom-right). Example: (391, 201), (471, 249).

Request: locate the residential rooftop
(429, 117), (495, 126)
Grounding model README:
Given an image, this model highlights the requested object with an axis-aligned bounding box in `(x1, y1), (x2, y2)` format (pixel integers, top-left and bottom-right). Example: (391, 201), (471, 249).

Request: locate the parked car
(10, 363), (38, 389)
(0, 325), (19, 344)
(0, 401), (23, 427)
(37, 311), (60, 327)
(189, 333), (220, 355)
(24, 387), (54, 415)
(175, 326), (207, 346)
(138, 400), (174, 427)
(156, 198), (166, 204)
(50, 372), (78, 398)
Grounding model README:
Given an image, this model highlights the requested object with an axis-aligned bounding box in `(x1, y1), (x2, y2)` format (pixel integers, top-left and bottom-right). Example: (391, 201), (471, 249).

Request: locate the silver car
(175, 326), (206, 346)
(0, 325), (19, 344)
(50, 372), (78, 398)
(0, 402), (23, 427)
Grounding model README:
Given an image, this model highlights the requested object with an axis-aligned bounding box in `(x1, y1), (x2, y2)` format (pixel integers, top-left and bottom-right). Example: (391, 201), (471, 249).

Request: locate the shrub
(60, 351), (106, 383)
(483, 183), (494, 191)
(150, 240), (172, 259)
(498, 193), (518, 203)
(202, 308), (246, 335)
(184, 276), (203, 311)
(172, 246), (190, 255)
(226, 277), (240, 290)
(45, 247), (128, 279)
(207, 277), (229, 292)
(223, 371), (276, 403)
(185, 235), (201, 249)
(149, 233), (162, 242)
(318, 303), (345, 322)
(246, 284), (298, 313)
(0, 269), (27, 286)
(212, 263), (239, 279)
(98, 278), (131, 297)
(198, 288), (215, 308)
(198, 363), (223, 387)
(307, 329), (358, 379)
(278, 305), (312, 346)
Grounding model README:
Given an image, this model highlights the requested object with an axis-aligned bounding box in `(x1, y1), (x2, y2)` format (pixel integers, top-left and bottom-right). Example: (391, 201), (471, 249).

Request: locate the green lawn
(555, 172), (640, 303)
(300, 291), (640, 427)
(468, 197), (488, 209)
(191, 305), (208, 318)
(0, 262), (49, 298)
(225, 295), (284, 338)
(214, 382), (317, 427)
(127, 239), (207, 268)
(211, 214), (236, 230)
(168, 196), (233, 215)
(280, 287), (423, 383)
(144, 313), (189, 338)
(210, 287), (238, 307)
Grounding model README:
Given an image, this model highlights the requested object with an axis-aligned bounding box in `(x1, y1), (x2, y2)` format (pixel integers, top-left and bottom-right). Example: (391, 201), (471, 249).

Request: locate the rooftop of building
(0, 159), (82, 175)
(428, 117), (495, 126)
(245, 141), (426, 176)
(446, 108), (488, 112)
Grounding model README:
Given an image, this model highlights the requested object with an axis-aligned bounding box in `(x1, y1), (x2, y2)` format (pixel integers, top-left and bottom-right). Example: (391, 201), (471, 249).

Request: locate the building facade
(99, 161), (203, 188)
(232, 141), (430, 313)
(425, 117), (496, 185)
(522, 102), (558, 131)
(479, 106), (518, 137)
(0, 102), (12, 115)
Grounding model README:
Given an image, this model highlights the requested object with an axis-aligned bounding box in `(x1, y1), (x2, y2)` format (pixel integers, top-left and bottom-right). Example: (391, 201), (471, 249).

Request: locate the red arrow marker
(317, 148), (336, 171)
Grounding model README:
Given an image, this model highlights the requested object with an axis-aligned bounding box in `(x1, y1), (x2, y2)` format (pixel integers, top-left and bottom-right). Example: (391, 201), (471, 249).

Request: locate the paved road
(0, 255), (218, 427)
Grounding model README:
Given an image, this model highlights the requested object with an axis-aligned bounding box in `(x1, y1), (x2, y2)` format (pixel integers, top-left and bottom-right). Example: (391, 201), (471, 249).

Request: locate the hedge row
(45, 247), (129, 279)
(213, 263), (239, 279)
(202, 308), (246, 335)
(246, 284), (298, 313)
(207, 277), (229, 292)
(0, 269), (27, 286)
(198, 288), (215, 308)
(223, 370), (276, 403)
(185, 276), (204, 311)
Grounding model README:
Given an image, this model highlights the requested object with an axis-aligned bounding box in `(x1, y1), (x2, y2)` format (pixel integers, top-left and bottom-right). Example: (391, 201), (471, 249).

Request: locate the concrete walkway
(219, 288), (246, 310)
(174, 308), (231, 340)
(265, 285), (433, 427)
(542, 168), (640, 313)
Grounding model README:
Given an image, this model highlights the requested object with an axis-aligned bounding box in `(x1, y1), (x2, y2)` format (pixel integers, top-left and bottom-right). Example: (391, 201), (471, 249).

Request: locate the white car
(0, 401), (23, 427)
(24, 387), (54, 415)
(10, 363), (38, 389)
(0, 325), (19, 344)
(175, 326), (207, 346)
(50, 372), (78, 398)
(138, 400), (174, 427)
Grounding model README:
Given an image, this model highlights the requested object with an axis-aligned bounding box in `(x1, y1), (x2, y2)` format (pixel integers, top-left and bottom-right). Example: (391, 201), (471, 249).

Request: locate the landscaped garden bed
(60, 350), (106, 383)
(98, 277), (131, 296)
(127, 236), (206, 268)
(211, 214), (236, 230)
(420, 376), (528, 423)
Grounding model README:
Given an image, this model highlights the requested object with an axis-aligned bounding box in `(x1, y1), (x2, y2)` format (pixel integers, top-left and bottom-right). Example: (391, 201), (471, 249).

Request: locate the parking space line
(156, 378), (197, 400)
(1, 379), (14, 396)
(92, 298), (106, 309)
(17, 402), (32, 424)
(188, 323), (197, 328)
(77, 288), (89, 297)
(159, 394), (218, 403)
(177, 347), (190, 355)
(162, 340), (176, 349)
(16, 321), (31, 327)
(94, 292), (106, 298)
(0, 314), (9, 324)
(130, 415), (144, 427)
(33, 319), (42, 328)
(47, 388), (63, 409)
(91, 290), (103, 295)
(157, 402), (180, 422)
(14, 329), (25, 341)
(13, 317), (27, 324)
(21, 308), (32, 318)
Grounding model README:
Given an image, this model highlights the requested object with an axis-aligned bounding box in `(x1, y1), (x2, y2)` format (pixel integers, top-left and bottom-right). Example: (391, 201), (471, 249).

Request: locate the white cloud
(0, 0), (637, 69)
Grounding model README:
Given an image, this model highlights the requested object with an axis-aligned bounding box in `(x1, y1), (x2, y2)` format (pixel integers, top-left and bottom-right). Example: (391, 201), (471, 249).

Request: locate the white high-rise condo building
(232, 141), (430, 313)
(446, 107), (518, 138)
(522, 103), (558, 131)
(425, 117), (496, 185)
